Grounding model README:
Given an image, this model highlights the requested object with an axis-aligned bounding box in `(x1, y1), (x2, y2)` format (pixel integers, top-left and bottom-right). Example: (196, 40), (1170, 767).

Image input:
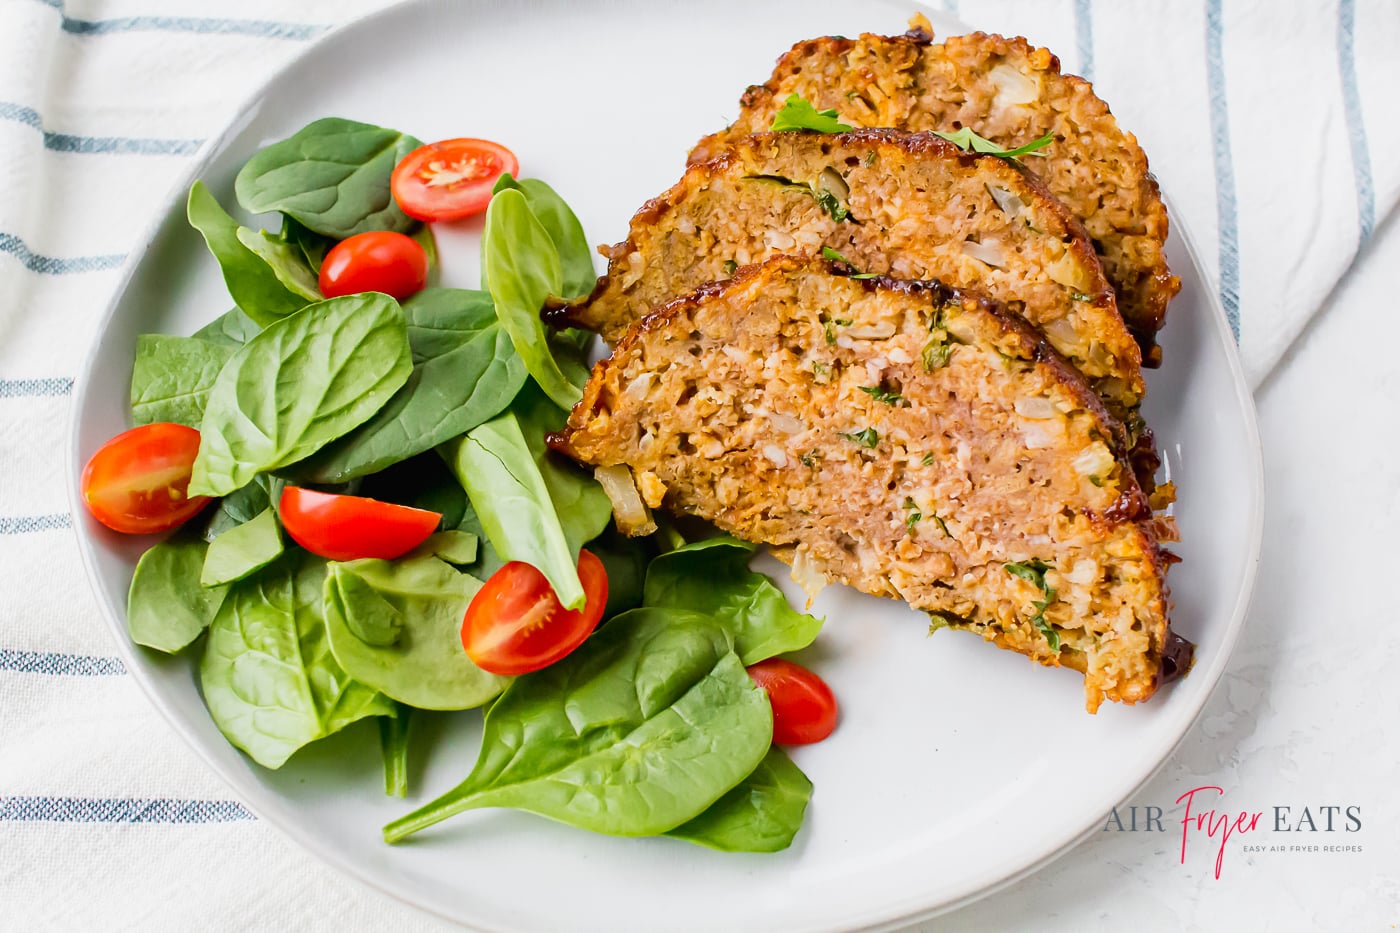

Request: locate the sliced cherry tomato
(462, 551), (608, 676)
(278, 487), (440, 562)
(80, 422), (211, 534)
(318, 230), (427, 301)
(391, 138), (519, 222)
(746, 658), (838, 745)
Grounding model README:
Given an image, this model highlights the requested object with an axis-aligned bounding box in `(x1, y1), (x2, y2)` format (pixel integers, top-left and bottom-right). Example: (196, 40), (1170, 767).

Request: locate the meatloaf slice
(553, 255), (1175, 712)
(564, 129), (1144, 417)
(690, 31), (1179, 365)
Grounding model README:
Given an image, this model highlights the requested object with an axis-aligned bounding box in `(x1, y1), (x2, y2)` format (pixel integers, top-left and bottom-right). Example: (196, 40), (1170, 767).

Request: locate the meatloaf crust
(690, 31), (1179, 365)
(554, 255), (1177, 712)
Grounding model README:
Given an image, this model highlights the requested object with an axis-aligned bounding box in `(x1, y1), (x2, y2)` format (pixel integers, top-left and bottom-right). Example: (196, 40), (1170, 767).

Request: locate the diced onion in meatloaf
(551, 255), (1175, 713)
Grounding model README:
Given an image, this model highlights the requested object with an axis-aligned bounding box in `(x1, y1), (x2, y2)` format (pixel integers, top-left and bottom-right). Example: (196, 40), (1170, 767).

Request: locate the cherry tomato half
(746, 658), (838, 745)
(318, 230), (427, 301)
(391, 138), (519, 222)
(80, 422), (211, 534)
(462, 551), (608, 676)
(278, 487), (440, 562)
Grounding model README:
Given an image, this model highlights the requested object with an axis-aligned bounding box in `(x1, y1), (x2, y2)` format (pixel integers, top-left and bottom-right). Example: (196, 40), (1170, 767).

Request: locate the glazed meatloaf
(553, 255), (1178, 712)
(690, 31), (1178, 365)
(564, 129), (1145, 416)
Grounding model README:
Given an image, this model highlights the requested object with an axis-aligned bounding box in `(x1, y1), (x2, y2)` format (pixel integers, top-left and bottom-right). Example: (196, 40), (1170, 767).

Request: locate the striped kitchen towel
(0, 0), (1395, 930)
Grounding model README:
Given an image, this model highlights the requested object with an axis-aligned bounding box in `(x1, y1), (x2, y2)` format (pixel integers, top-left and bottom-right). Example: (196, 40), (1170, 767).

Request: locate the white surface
(64, 1), (1264, 930)
(4, 0), (1397, 929)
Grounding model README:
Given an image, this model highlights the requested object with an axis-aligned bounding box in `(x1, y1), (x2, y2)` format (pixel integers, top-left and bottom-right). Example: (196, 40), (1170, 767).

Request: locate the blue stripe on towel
(0, 514), (73, 534)
(1337, 0), (1375, 245)
(0, 377), (73, 398)
(0, 797), (255, 823)
(60, 15), (327, 41)
(1205, 0), (1241, 341)
(0, 102), (202, 156)
(0, 649), (125, 676)
(0, 233), (124, 274)
(1074, 0), (1095, 82)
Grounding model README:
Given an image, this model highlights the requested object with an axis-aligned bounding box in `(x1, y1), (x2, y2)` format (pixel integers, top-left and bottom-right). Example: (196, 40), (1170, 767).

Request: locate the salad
(80, 118), (838, 852)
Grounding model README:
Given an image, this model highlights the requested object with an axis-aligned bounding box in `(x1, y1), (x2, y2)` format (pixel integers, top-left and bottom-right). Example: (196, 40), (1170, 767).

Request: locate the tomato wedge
(746, 658), (838, 745)
(318, 230), (427, 301)
(278, 487), (440, 562)
(462, 551), (607, 676)
(391, 138), (518, 222)
(80, 422), (211, 534)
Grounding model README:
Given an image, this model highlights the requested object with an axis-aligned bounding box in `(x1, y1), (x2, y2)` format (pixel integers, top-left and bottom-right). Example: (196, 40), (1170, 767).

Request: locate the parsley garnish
(922, 334), (953, 370)
(1004, 560), (1060, 651)
(840, 427), (879, 448)
(722, 259), (738, 275)
(859, 385), (906, 406)
(902, 496), (922, 534)
(933, 128), (1054, 160)
(814, 189), (851, 222)
(770, 93), (853, 133)
(922, 451), (935, 465)
(799, 449), (822, 467)
(824, 320), (837, 345)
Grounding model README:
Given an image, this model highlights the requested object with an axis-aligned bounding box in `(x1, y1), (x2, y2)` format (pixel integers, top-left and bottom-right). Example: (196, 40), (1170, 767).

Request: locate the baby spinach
(417, 530), (479, 565)
(200, 551), (393, 769)
(234, 117), (421, 239)
(323, 554), (507, 710)
(439, 410), (586, 610)
(382, 608), (772, 843)
(200, 508), (283, 587)
(193, 307), (261, 348)
(511, 383), (611, 554)
(130, 334), (234, 428)
(202, 478), (272, 542)
(587, 526), (655, 619)
(187, 181), (310, 327)
(235, 226), (323, 302)
(293, 288), (527, 483)
(492, 174), (596, 299)
(482, 186), (580, 410)
(380, 706), (411, 798)
(644, 537), (823, 665)
(127, 527), (229, 653)
(189, 292), (413, 497)
(279, 217), (333, 273)
(667, 747), (813, 852)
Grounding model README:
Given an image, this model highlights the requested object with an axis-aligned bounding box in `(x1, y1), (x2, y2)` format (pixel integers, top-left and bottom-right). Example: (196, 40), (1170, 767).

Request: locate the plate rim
(63, 3), (1267, 929)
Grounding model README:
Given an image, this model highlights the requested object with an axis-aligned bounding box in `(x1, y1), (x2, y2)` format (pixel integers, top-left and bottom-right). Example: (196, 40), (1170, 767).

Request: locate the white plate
(67, 1), (1265, 929)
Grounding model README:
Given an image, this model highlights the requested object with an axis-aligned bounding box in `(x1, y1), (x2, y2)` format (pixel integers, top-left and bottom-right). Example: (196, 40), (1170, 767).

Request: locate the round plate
(67, 1), (1265, 929)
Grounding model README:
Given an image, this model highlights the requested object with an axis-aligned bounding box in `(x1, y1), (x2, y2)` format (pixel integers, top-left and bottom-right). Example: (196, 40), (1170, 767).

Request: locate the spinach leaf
(382, 607), (773, 842)
(492, 174), (596, 298)
(644, 537), (822, 664)
(439, 411), (586, 609)
(323, 555), (507, 710)
(510, 383), (611, 554)
(127, 527), (229, 653)
(932, 127), (1054, 160)
(130, 334), (234, 428)
(279, 217), (333, 273)
(482, 186), (580, 410)
(293, 288), (527, 483)
(380, 706), (411, 798)
(1005, 559), (1059, 651)
(770, 93), (853, 133)
(199, 552), (392, 768)
(359, 453), (466, 530)
(667, 746), (813, 852)
(587, 525), (655, 619)
(418, 530), (479, 565)
(189, 292), (413, 497)
(193, 307), (261, 347)
(200, 507), (283, 587)
(234, 117), (421, 239)
(202, 478), (272, 542)
(235, 226), (323, 301)
(186, 181), (310, 327)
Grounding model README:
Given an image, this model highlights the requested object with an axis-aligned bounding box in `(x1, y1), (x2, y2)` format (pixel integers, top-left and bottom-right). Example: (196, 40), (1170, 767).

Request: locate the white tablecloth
(2, 0), (1396, 929)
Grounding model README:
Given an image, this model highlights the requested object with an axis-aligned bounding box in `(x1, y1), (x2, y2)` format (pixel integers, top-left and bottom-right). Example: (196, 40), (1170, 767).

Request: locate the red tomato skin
(80, 422), (211, 534)
(391, 138), (519, 222)
(746, 658), (838, 745)
(461, 551), (608, 676)
(277, 487), (440, 562)
(317, 231), (427, 301)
